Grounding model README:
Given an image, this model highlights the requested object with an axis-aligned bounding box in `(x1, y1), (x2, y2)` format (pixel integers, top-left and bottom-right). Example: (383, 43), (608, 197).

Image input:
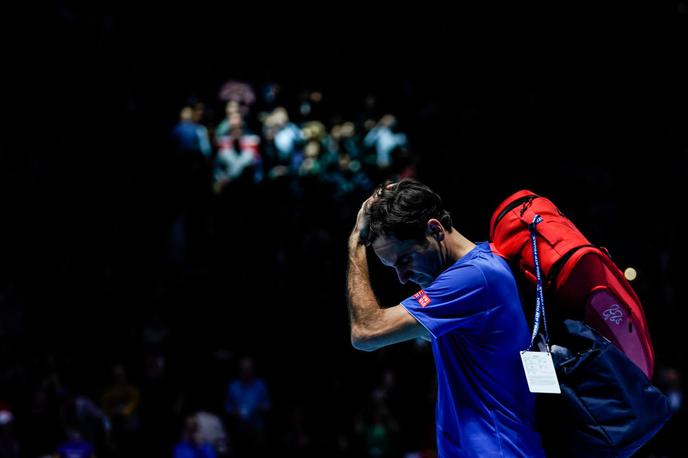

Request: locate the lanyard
(527, 214), (550, 351)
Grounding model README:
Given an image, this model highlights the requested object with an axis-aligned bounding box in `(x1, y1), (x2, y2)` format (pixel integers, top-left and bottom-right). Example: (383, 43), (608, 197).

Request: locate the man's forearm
(346, 243), (382, 341)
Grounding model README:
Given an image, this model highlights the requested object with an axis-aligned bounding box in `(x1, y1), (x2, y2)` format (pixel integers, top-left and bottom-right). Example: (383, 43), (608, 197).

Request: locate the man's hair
(363, 179), (453, 245)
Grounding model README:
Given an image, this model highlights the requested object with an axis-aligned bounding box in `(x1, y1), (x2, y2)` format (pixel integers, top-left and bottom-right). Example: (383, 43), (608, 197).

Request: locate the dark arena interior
(1, 1), (687, 457)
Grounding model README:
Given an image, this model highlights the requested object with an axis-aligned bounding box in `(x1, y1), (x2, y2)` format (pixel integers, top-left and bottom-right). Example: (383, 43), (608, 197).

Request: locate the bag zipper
(491, 194), (539, 237)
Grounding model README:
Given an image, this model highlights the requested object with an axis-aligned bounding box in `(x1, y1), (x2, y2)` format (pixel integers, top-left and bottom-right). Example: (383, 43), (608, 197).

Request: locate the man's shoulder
(460, 243), (512, 280)
(442, 244), (495, 277)
(434, 248), (512, 293)
(437, 261), (485, 282)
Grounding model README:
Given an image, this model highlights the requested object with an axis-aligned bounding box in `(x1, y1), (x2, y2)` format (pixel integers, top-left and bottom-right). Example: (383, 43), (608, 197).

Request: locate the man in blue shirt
(347, 179), (545, 457)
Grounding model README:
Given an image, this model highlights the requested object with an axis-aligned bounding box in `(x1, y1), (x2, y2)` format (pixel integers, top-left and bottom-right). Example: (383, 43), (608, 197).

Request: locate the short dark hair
(363, 179), (453, 245)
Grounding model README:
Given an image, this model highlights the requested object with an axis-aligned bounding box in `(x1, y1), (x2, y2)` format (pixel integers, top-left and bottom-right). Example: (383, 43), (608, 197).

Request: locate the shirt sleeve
(401, 263), (489, 338)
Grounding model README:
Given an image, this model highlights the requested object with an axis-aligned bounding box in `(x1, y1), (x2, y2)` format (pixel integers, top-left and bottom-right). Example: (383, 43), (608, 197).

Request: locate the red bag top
(490, 190), (591, 281)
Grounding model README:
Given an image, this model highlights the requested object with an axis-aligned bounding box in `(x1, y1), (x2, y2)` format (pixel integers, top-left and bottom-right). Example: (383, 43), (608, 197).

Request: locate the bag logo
(413, 290), (431, 307)
(602, 304), (625, 325)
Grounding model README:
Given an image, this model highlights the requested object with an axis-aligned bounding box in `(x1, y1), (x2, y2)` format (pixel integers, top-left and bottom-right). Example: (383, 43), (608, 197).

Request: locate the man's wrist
(348, 239), (368, 267)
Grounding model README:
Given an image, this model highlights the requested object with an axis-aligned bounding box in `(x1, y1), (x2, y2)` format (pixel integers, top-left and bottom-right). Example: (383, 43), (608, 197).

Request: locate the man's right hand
(350, 195), (374, 248)
(349, 183), (398, 249)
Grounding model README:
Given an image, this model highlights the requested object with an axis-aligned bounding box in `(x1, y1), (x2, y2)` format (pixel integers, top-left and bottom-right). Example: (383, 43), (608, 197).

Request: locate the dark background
(1, 1), (686, 456)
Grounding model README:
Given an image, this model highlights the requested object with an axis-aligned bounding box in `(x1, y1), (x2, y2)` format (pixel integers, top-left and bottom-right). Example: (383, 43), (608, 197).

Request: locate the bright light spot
(624, 267), (637, 281)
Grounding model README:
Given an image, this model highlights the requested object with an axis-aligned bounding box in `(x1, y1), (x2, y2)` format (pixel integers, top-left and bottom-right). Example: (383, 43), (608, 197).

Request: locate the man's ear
(426, 219), (444, 242)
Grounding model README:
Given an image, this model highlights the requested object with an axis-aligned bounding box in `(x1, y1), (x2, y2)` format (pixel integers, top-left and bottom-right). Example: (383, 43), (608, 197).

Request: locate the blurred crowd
(0, 81), (439, 458)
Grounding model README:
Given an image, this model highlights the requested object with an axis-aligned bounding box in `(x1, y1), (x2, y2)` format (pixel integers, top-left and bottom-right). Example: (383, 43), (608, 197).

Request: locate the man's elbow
(350, 327), (381, 352)
(351, 336), (377, 352)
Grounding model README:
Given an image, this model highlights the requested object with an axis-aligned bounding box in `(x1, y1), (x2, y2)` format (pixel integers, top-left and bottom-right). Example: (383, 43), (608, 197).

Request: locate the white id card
(520, 351), (561, 394)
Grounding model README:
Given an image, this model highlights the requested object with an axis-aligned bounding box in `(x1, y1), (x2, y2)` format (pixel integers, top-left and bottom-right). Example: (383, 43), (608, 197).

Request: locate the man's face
(372, 234), (442, 288)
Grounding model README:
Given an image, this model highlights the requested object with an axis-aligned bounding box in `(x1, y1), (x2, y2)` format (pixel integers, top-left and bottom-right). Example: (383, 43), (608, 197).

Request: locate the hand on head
(352, 182), (398, 247)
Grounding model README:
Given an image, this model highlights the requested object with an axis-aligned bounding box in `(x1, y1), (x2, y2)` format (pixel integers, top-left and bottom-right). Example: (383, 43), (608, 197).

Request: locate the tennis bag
(489, 190), (654, 377)
(489, 191), (672, 457)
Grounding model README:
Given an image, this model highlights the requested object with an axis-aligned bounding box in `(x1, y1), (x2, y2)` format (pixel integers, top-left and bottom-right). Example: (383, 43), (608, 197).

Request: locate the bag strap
(528, 215), (550, 351)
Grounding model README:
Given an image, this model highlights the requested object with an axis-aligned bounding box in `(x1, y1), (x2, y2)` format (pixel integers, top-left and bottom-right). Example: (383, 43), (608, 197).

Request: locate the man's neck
(446, 230), (476, 264)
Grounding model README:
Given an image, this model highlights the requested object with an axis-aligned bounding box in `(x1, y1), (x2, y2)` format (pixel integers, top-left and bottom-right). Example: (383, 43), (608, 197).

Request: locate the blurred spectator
(101, 364), (140, 422)
(196, 410), (229, 457)
(173, 416), (217, 458)
(55, 429), (95, 458)
(328, 121), (361, 160)
(213, 112), (262, 190)
(322, 151), (373, 202)
(214, 101), (241, 143)
(60, 394), (110, 455)
(262, 107), (303, 180)
(101, 364), (141, 456)
(299, 141), (322, 177)
(170, 102), (214, 242)
(299, 121), (327, 177)
(363, 114), (409, 169)
(172, 105), (212, 158)
(218, 80), (255, 117)
(224, 357), (271, 457)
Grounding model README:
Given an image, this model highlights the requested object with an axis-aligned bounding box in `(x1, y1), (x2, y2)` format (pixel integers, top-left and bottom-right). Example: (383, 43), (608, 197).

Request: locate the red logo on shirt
(413, 290), (431, 307)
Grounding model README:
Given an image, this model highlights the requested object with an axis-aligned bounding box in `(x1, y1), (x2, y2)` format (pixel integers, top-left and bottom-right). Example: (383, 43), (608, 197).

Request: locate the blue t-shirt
(401, 242), (544, 458)
(225, 378), (271, 428)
